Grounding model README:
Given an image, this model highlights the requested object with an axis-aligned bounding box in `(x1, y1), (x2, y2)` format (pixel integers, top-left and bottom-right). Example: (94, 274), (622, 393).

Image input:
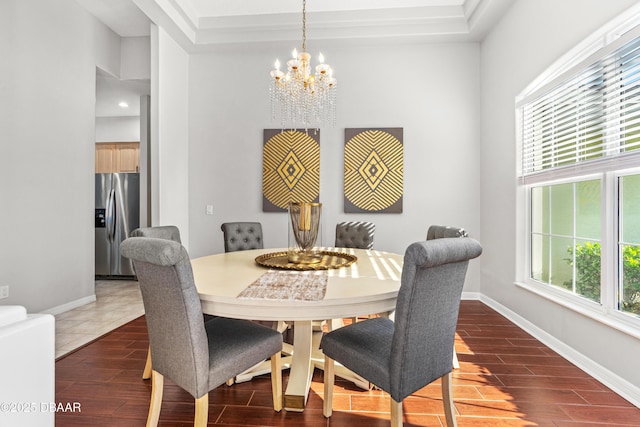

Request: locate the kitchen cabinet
(96, 142), (139, 173)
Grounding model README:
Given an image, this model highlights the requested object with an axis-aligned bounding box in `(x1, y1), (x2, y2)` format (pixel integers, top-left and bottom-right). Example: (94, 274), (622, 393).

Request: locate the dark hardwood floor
(55, 301), (640, 426)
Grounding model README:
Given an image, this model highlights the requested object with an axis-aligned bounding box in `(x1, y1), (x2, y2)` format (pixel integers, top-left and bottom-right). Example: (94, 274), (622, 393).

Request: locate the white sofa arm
(0, 305), (55, 427)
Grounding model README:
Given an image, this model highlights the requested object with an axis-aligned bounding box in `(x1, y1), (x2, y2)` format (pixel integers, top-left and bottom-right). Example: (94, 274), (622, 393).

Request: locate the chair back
(131, 225), (182, 243)
(120, 237), (209, 398)
(220, 222), (263, 252)
(426, 224), (468, 240)
(390, 238), (482, 401)
(335, 221), (375, 249)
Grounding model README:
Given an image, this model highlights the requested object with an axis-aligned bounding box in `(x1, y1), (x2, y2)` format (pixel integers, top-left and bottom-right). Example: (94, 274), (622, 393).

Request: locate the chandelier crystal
(270, 0), (337, 130)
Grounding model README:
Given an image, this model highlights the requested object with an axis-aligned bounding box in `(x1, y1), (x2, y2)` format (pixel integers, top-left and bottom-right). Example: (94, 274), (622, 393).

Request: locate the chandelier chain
(302, 0), (307, 52)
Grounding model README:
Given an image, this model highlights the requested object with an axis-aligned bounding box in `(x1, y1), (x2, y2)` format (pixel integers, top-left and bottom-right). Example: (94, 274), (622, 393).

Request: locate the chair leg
(441, 372), (457, 427)
(146, 370), (164, 427)
(194, 394), (208, 427)
(452, 348), (460, 369)
(390, 398), (403, 427)
(142, 347), (152, 379)
(275, 320), (289, 333)
(270, 351), (283, 412)
(323, 355), (335, 417)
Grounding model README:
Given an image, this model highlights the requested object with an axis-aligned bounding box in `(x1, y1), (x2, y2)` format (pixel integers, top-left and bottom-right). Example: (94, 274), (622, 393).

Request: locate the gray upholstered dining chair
(335, 221), (375, 249)
(130, 225), (197, 380)
(427, 224), (469, 369)
(220, 222), (263, 252)
(427, 224), (469, 240)
(131, 225), (182, 243)
(220, 221), (289, 371)
(121, 237), (283, 427)
(321, 238), (482, 427)
(334, 221), (376, 323)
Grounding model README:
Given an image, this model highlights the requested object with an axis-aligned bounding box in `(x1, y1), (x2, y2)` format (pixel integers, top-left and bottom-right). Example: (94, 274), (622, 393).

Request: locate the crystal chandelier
(270, 0), (337, 130)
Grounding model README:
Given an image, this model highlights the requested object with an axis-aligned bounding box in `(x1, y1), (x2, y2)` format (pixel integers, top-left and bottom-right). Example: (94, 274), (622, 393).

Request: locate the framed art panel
(263, 129), (320, 212)
(344, 128), (403, 213)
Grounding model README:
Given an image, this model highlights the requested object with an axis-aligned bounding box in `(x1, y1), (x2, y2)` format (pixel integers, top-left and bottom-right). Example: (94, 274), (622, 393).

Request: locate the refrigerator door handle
(106, 189), (116, 242)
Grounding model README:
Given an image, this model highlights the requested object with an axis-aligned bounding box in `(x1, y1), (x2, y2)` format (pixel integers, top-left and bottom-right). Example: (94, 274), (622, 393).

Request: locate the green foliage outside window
(623, 245), (640, 315)
(565, 242), (601, 302)
(565, 242), (640, 315)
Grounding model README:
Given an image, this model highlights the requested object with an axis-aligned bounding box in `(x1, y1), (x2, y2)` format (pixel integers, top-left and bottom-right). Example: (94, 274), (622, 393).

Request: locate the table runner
(237, 270), (328, 301)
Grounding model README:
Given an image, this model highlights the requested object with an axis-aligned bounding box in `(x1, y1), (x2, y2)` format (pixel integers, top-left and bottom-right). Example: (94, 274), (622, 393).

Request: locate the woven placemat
(237, 270), (328, 301)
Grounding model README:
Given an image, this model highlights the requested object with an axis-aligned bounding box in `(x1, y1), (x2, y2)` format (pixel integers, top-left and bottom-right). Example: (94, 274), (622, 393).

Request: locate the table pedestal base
(283, 320), (370, 412)
(231, 319), (371, 412)
(283, 321), (313, 411)
(235, 343), (293, 383)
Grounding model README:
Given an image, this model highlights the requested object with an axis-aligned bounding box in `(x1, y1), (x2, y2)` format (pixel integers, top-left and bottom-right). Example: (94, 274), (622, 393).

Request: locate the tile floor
(55, 298), (640, 426)
(54, 279), (144, 359)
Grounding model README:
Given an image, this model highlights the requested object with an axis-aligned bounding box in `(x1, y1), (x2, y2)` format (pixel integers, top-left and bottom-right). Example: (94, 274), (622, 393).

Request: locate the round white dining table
(191, 247), (403, 412)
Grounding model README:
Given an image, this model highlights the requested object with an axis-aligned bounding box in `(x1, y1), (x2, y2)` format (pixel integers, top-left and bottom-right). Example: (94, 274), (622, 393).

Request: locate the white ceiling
(188, 0), (468, 17)
(95, 69), (150, 117)
(76, 0), (152, 37)
(82, 0), (513, 116)
(79, 0), (514, 47)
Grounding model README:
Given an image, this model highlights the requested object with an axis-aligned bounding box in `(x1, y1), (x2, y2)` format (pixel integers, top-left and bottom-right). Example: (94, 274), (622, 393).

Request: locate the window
(530, 179), (601, 303)
(521, 34), (640, 176)
(619, 174), (640, 315)
(517, 14), (640, 328)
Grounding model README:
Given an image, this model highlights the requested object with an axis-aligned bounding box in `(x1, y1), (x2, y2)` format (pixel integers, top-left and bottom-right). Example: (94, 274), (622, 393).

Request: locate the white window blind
(520, 32), (640, 177)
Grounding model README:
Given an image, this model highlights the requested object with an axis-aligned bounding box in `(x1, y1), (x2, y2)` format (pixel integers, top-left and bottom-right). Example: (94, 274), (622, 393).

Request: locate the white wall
(0, 0), (121, 312)
(151, 26), (190, 248)
(480, 0), (640, 394)
(120, 36), (150, 80)
(140, 95), (151, 227)
(94, 14), (121, 77)
(187, 42), (482, 289)
(95, 116), (140, 142)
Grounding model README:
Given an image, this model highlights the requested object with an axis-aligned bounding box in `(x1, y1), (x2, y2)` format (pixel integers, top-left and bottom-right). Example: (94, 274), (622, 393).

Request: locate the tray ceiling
(78, 0), (514, 51)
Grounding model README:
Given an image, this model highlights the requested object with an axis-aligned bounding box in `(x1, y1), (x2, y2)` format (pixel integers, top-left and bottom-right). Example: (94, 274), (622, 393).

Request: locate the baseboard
(477, 294), (640, 408)
(461, 291), (482, 300)
(39, 295), (97, 316)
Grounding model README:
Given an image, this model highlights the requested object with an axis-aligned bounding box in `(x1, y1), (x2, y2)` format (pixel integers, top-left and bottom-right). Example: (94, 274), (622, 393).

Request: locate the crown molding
(131, 0), (513, 52)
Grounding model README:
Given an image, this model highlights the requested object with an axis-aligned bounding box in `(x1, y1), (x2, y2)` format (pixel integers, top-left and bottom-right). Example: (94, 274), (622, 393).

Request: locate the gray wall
(480, 0), (640, 391)
(0, 0), (120, 312)
(187, 43), (482, 291)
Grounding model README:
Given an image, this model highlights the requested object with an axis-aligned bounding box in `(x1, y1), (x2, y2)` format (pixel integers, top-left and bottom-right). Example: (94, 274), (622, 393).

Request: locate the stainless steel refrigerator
(95, 173), (140, 277)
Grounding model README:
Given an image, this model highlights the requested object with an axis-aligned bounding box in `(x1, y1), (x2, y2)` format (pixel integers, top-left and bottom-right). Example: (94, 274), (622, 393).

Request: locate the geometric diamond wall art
(263, 129), (320, 212)
(344, 128), (403, 213)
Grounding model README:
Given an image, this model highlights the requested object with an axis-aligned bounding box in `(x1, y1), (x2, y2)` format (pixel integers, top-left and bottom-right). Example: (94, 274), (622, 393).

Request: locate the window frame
(615, 169), (640, 319)
(518, 172), (640, 340)
(527, 175), (604, 299)
(515, 4), (640, 339)
(521, 173), (606, 310)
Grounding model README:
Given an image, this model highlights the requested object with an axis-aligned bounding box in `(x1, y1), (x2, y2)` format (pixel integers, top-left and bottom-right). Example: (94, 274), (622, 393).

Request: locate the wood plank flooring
(55, 301), (640, 426)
